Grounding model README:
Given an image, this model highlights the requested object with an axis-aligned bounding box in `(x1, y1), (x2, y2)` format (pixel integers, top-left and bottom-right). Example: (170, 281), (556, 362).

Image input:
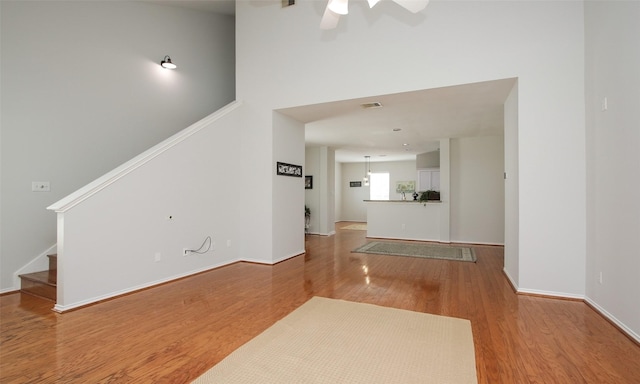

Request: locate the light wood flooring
(1, 223), (639, 383)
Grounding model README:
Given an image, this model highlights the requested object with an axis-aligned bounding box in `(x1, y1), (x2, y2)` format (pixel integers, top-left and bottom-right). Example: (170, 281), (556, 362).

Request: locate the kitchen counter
(364, 200), (448, 242)
(364, 200), (441, 203)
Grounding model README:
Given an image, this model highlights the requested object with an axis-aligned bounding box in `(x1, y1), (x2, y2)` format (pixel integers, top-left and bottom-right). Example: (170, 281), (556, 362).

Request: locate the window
(370, 173), (389, 200)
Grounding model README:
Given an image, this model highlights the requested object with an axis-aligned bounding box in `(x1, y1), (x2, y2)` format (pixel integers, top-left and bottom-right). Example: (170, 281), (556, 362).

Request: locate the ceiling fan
(320, 0), (429, 29)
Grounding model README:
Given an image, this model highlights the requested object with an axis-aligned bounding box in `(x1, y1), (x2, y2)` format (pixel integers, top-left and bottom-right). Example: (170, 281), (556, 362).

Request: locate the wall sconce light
(160, 55), (177, 69)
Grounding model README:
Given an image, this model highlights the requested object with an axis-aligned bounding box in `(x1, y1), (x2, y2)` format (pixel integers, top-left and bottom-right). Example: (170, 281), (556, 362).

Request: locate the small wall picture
(350, 181), (362, 187)
(305, 175), (313, 189)
(276, 162), (302, 177)
(395, 181), (416, 193)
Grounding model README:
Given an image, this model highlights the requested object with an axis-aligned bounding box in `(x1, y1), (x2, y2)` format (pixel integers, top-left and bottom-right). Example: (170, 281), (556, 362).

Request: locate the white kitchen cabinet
(417, 169), (440, 191)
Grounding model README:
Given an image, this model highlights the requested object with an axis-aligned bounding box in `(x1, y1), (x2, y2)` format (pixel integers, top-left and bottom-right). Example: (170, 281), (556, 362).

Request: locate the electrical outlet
(226, 240), (231, 247)
(183, 248), (190, 256)
(154, 252), (161, 262)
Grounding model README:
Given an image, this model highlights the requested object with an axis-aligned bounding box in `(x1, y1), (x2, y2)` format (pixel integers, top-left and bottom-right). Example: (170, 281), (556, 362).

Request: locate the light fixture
(363, 155), (370, 186)
(160, 55), (177, 69)
(367, 0), (381, 8)
(328, 0), (349, 15)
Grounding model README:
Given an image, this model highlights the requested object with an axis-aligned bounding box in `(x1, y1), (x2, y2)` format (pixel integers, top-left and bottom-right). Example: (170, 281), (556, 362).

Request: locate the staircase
(19, 254), (57, 302)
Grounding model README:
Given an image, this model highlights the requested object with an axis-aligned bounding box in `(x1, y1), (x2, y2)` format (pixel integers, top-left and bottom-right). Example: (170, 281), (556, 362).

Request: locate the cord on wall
(184, 236), (212, 255)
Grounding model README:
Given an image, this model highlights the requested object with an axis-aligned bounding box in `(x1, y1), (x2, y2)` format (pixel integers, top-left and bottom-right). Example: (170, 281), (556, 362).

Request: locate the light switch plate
(32, 181), (50, 192)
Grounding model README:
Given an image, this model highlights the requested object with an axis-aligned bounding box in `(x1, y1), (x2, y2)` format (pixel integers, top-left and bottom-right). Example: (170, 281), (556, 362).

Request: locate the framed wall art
(276, 162), (302, 177)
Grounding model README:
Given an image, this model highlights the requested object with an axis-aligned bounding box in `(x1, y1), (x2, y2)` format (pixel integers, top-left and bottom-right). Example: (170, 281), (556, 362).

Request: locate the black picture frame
(350, 181), (362, 187)
(276, 162), (302, 177)
(305, 176), (313, 189)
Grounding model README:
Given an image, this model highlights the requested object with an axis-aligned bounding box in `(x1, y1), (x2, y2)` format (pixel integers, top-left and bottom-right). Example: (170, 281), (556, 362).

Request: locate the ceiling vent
(361, 102), (383, 109)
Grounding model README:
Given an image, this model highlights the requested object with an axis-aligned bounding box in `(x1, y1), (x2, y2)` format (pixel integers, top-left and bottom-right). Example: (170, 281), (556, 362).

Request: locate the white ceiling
(279, 78), (517, 163)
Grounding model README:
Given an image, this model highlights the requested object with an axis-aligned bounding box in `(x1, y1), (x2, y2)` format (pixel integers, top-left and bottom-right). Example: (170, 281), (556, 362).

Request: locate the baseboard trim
(501, 269), (639, 345)
(502, 268), (518, 293)
(450, 240), (505, 246)
(240, 250), (305, 266)
(584, 297), (640, 346)
(52, 260), (237, 313)
(516, 288), (585, 301)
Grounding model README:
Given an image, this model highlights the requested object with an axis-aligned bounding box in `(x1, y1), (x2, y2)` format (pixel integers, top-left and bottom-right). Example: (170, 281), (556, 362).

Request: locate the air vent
(361, 102), (383, 109)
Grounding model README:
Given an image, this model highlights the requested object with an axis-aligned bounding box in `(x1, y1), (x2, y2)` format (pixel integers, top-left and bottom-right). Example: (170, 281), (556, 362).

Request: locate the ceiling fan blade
(320, 5), (341, 29)
(328, 0), (349, 15)
(391, 0), (429, 13)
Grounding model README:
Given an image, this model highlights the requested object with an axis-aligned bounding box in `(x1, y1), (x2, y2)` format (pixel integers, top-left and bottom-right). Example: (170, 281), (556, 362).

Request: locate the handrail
(47, 100), (242, 213)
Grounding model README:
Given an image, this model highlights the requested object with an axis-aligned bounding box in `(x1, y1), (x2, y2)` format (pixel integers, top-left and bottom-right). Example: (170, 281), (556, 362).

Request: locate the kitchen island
(364, 200), (449, 242)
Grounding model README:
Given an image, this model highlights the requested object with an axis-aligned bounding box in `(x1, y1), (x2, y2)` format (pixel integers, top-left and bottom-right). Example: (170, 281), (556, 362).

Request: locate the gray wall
(0, 1), (235, 290)
(584, 0), (640, 339)
(450, 136), (505, 244)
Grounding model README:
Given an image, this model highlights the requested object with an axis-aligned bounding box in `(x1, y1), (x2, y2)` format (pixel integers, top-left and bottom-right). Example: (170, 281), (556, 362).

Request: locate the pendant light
(363, 156), (370, 186)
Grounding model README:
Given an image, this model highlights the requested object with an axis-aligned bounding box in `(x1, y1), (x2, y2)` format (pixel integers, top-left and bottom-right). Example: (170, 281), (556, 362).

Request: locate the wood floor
(2, 223), (639, 383)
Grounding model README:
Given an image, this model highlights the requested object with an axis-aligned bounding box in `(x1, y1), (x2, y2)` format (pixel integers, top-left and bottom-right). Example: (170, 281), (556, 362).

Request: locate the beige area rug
(353, 241), (477, 262)
(341, 223), (367, 230)
(192, 297), (477, 384)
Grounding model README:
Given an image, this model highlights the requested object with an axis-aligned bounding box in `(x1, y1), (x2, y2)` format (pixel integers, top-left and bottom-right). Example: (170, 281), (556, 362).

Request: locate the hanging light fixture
(160, 55), (177, 69)
(363, 156), (370, 186)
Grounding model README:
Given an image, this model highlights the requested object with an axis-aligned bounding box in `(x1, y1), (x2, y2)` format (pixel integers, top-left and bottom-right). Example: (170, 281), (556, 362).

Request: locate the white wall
(0, 1), (235, 291)
(272, 112), (306, 261)
(584, 1), (640, 340)
(338, 162), (370, 222)
(338, 160), (418, 221)
(303, 146), (335, 234)
(503, 83), (520, 287)
(450, 136), (505, 245)
(377, 160), (419, 200)
(334, 161), (343, 222)
(52, 104), (242, 310)
(237, 0), (586, 297)
(305, 147), (321, 233)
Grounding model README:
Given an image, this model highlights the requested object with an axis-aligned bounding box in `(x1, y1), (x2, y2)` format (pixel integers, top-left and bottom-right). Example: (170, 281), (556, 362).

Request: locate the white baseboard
(517, 287), (585, 300)
(584, 297), (640, 344)
(502, 267), (518, 291)
(53, 260), (234, 313)
(502, 268), (585, 300)
(242, 250), (305, 265)
(450, 240), (504, 246)
(502, 268), (639, 344)
(306, 231), (335, 237)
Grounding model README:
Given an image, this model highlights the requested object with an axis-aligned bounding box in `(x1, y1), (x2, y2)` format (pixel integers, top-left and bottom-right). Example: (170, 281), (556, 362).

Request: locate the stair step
(20, 270), (56, 302)
(48, 253), (57, 271)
